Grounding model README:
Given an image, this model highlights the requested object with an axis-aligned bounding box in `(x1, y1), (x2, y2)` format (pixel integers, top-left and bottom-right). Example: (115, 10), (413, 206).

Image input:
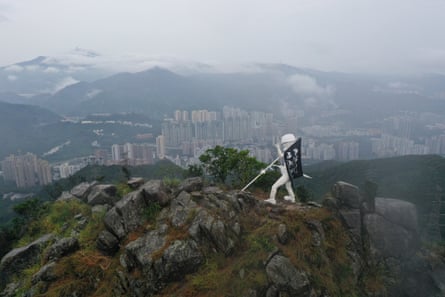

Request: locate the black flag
(283, 138), (303, 188)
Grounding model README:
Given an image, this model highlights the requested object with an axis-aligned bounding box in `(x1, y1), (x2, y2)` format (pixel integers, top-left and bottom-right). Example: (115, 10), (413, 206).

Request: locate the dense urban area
(2, 104), (445, 190)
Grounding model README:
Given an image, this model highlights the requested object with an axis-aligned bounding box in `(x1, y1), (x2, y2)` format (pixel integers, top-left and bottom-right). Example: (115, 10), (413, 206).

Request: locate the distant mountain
(0, 101), (161, 161)
(42, 67), (295, 117)
(3, 51), (445, 119)
(0, 101), (61, 157)
(0, 49), (111, 96)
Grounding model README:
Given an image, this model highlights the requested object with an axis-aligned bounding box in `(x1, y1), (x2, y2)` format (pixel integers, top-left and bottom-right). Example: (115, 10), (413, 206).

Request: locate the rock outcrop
(0, 234), (54, 286)
(1, 178), (444, 297)
(329, 180), (445, 297)
(87, 184), (118, 206)
(266, 254), (310, 296)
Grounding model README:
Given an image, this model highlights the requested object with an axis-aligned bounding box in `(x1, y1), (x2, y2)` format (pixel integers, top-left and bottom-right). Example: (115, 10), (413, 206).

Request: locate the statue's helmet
(281, 133), (297, 145)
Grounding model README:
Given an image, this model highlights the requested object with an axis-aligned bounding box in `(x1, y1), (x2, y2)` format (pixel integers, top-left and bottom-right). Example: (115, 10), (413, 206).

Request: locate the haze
(1, 0), (445, 74)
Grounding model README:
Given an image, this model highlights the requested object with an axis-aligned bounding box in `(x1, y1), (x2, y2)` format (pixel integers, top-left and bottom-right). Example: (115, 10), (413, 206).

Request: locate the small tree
(186, 164), (204, 178)
(199, 145), (264, 188)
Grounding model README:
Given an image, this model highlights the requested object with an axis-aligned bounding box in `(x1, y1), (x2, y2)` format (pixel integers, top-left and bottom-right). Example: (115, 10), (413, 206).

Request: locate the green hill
(301, 154), (445, 225)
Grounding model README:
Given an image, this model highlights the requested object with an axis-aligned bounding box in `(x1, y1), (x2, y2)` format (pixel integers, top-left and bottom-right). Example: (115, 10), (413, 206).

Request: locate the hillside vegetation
(302, 154), (445, 224)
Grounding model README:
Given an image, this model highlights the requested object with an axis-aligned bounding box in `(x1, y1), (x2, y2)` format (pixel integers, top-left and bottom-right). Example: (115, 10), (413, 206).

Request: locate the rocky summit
(1, 178), (444, 297)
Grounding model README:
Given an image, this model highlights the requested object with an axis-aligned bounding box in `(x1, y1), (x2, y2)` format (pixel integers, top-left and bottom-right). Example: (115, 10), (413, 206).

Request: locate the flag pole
(241, 156), (280, 192)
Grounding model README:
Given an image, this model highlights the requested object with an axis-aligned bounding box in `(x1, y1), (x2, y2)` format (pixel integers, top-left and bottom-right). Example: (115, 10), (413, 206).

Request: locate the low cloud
(25, 65), (40, 72)
(86, 89), (103, 99)
(286, 74), (336, 109)
(0, 14), (8, 23)
(43, 67), (60, 73)
(4, 64), (23, 72)
(7, 74), (17, 81)
(287, 74), (333, 96)
(47, 76), (79, 94)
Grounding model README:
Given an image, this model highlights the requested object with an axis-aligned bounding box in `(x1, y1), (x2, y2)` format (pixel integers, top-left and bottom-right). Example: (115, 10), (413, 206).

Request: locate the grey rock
(0, 234), (54, 284)
(266, 285), (279, 297)
(154, 239), (203, 281)
(203, 186), (223, 195)
(169, 191), (197, 228)
(188, 209), (212, 241)
(236, 191), (258, 210)
(265, 255), (310, 296)
(141, 179), (170, 207)
(331, 181), (361, 209)
(56, 191), (78, 201)
(87, 184), (118, 206)
(188, 209), (238, 255)
(127, 177), (145, 189)
(76, 218), (88, 230)
(114, 191), (148, 233)
(103, 207), (126, 240)
(431, 263), (445, 294)
(31, 262), (57, 284)
(209, 219), (237, 255)
(0, 282), (20, 297)
(74, 213), (83, 220)
(363, 197), (419, 260)
(339, 209), (362, 238)
(322, 197), (338, 211)
(103, 190), (157, 240)
(178, 177), (203, 193)
(125, 230), (166, 270)
(91, 204), (111, 213)
(232, 222), (241, 236)
(70, 181), (96, 201)
(277, 224), (290, 245)
(364, 213), (417, 259)
(45, 237), (79, 262)
(305, 220), (325, 241)
(96, 230), (120, 255)
(374, 198), (418, 233)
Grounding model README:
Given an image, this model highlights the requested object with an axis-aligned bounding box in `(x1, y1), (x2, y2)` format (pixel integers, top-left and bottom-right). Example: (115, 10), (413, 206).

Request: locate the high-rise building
(111, 144), (122, 162)
(1, 153), (52, 188)
(156, 135), (166, 159)
(174, 110), (182, 122)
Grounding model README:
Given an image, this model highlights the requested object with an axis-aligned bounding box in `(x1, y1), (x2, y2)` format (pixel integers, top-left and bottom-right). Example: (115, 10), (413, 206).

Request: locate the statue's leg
(265, 175), (288, 204)
(284, 181), (296, 202)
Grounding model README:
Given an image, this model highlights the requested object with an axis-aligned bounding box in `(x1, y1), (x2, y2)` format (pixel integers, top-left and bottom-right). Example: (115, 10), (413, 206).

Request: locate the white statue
(264, 133), (297, 204)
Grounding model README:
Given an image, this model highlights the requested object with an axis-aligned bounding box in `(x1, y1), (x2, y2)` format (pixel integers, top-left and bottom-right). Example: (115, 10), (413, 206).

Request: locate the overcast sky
(1, 0), (445, 74)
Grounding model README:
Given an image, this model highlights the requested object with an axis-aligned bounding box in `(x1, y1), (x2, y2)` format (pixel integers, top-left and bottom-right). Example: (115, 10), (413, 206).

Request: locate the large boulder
(87, 184), (118, 206)
(364, 213), (417, 259)
(115, 191), (148, 232)
(188, 208), (239, 255)
(363, 197), (419, 259)
(103, 207), (126, 240)
(104, 189), (165, 240)
(141, 180), (170, 207)
(96, 230), (120, 255)
(44, 237), (79, 262)
(178, 177), (203, 193)
(124, 230), (167, 271)
(374, 198), (418, 233)
(0, 234), (54, 285)
(31, 262), (57, 284)
(127, 177), (145, 189)
(168, 191), (197, 228)
(265, 255), (310, 296)
(339, 209), (362, 238)
(70, 181), (97, 201)
(331, 181), (362, 209)
(154, 239), (203, 281)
